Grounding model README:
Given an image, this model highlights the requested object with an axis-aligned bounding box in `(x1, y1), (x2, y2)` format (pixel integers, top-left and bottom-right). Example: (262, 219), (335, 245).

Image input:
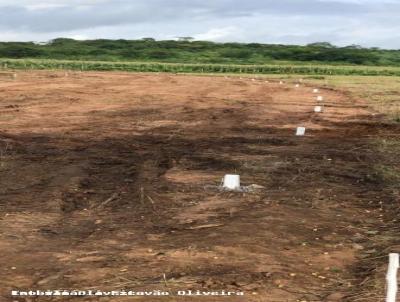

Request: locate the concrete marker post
(296, 127), (306, 136)
(386, 253), (399, 302)
(314, 106), (323, 113)
(223, 175), (241, 190)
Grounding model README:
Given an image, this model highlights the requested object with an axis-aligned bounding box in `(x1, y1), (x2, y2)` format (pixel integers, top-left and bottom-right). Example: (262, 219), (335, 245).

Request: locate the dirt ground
(0, 71), (395, 302)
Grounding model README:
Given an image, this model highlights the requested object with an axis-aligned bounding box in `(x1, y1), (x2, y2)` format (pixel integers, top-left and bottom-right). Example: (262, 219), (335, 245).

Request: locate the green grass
(3, 58), (400, 77)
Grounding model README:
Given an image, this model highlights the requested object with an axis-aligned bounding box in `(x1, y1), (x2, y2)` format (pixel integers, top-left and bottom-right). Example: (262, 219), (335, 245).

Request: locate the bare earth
(0, 71), (391, 301)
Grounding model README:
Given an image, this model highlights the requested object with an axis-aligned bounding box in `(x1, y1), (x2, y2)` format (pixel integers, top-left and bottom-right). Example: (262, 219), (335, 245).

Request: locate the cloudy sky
(0, 0), (399, 49)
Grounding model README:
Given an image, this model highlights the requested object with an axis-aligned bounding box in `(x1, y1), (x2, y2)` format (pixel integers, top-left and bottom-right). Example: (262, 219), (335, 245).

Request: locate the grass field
(299, 76), (400, 121)
(3, 58), (400, 77)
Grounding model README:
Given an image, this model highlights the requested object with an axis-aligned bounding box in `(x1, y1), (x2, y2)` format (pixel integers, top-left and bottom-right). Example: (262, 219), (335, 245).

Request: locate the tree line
(0, 38), (398, 66)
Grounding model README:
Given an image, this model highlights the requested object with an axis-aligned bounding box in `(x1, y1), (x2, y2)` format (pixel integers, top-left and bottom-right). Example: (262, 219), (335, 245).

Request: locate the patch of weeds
(390, 109), (400, 123)
(368, 139), (400, 187)
(373, 165), (400, 187)
(0, 141), (9, 167)
(376, 138), (400, 154)
(305, 76), (326, 80)
(330, 267), (342, 273)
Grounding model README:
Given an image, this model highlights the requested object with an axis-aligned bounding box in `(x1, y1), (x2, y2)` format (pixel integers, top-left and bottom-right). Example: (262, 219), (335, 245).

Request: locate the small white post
(295, 84), (300, 88)
(313, 89), (319, 93)
(314, 106), (323, 113)
(296, 127), (306, 136)
(279, 81), (283, 85)
(223, 175), (241, 190)
(386, 253), (399, 302)
(317, 96), (324, 102)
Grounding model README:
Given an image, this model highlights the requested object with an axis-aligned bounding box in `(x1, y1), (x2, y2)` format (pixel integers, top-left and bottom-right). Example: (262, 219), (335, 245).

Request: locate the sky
(0, 0), (399, 49)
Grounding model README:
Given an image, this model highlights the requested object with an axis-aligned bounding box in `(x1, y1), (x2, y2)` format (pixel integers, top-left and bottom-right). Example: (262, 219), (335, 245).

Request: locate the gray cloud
(0, 0), (399, 49)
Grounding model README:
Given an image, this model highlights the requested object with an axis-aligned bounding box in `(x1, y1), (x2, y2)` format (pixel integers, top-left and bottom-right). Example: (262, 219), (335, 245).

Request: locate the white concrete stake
(279, 81), (284, 85)
(386, 253), (399, 302)
(296, 127), (306, 136)
(317, 96), (324, 102)
(314, 106), (323, 113)
(313, 89), (319, 93)
(295, 84), (300, 88)
(223, 175), (241, 190)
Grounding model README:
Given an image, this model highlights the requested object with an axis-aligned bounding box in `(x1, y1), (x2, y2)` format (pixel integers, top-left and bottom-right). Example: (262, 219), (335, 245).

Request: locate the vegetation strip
(2, 59), (400, 76)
